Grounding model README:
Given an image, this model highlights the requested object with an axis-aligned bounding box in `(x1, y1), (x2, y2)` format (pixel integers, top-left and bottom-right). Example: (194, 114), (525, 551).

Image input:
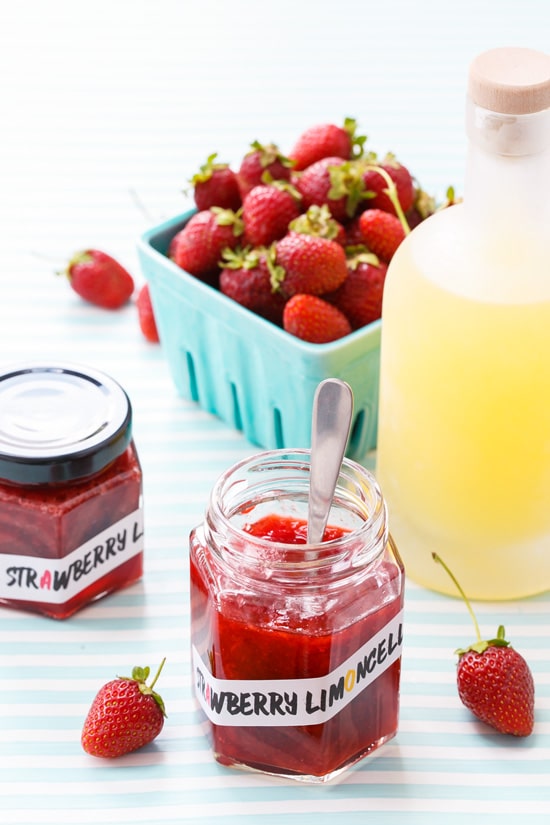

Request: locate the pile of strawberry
(170, 118), (447, 344)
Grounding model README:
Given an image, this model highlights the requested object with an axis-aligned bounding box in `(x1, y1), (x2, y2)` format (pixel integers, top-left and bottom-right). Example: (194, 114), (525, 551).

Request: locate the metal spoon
(307, 378), (354, 544)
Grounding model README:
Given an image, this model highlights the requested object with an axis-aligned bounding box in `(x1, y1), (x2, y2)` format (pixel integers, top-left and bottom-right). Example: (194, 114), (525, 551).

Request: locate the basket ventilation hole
(185, 351), (199, 401)
(230, 383), (243, 431)
(273, 407), (284, 448)
(349, 409), (367, 455)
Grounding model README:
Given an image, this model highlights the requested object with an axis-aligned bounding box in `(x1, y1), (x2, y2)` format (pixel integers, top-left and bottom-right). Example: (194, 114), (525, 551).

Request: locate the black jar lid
(0, 362), (133, 485)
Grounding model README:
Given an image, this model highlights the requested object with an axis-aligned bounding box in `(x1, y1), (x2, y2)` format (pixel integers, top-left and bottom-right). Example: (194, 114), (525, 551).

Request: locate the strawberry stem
(362, 163), (411, 235)
(432, 552), (481, 643)
(149, 657), (166, 691)
(343, 117), (367, 159)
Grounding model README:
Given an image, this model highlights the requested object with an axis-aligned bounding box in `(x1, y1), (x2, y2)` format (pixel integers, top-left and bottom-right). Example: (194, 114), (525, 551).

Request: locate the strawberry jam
(0, 363), (144, 619)
(190, 449), (404, 782)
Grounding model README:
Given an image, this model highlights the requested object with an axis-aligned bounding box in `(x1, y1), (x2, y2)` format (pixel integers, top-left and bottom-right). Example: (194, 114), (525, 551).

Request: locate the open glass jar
(190, 449), (404, 783)
(0, 362), (144, 619)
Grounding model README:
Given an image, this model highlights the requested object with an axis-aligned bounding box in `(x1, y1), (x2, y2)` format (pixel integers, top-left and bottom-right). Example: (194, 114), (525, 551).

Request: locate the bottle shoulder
(385, 206), (465, 295)
(391, 203), (550, 304)
(406, 203), (466, 255)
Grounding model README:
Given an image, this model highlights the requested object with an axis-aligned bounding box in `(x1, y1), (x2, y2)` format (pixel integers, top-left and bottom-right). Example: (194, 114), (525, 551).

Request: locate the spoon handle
(307, 378), (354, 544)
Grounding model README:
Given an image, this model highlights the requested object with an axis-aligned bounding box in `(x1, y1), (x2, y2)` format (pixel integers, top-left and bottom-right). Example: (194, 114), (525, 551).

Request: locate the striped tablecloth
(1, 2), (548, 822)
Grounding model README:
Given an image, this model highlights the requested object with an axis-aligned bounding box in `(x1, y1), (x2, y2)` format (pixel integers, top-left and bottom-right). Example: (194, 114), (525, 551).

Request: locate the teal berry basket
(137, 209), (382, 460)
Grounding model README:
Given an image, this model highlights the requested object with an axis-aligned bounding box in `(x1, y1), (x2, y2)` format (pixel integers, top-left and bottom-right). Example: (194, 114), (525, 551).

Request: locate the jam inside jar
(0, 362), (144, 619)
(190, 449), (405, 783)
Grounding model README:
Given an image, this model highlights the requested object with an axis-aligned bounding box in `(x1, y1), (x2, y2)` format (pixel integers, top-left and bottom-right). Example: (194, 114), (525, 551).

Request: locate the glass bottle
(376, 47), (550, 599)
(189, 448), (404, 783)
(0, 362), (144, 619)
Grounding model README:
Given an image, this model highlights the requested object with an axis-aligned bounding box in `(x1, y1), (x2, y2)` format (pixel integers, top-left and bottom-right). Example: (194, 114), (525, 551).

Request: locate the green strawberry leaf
(132, 666), (150, 682)
(455, 625), (511, 656)
(118, 659), (168, 717)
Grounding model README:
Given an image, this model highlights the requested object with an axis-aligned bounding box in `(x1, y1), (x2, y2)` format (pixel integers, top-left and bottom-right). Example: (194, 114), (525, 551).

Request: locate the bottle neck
(464, 99), (550, 234)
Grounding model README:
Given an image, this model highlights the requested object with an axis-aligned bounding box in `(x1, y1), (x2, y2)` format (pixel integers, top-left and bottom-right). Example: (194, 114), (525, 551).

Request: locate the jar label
(192, 609), (404, 727)
(0, 508), (143, 604)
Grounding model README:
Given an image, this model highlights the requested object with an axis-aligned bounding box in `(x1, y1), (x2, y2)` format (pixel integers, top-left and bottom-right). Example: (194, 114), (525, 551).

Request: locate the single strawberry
(81, 660), (167, 758)
(62, 250), (134, 309)
(269, 233), (348, 298)
(288, 117), (366, 171)
(219, 246), (286, 325)
(189, 153), (241, 211)
(296, 156), (365, 222)
(327, 251), (388, 328)
(361, 154), (415, 215)
(358, 208), (406, 262)
(433, 554), (535, 737)
(136, 283), (160, 343)
(170, 207), (244, 281)
(237, 141), (293, 198)
(289, 204), (347, 245)
(283, 293), (352, 343)
(242, 182), (302, 247)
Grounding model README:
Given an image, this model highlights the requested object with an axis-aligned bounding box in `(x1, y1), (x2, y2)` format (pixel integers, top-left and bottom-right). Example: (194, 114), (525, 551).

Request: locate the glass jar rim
(205, 448), (388, 581)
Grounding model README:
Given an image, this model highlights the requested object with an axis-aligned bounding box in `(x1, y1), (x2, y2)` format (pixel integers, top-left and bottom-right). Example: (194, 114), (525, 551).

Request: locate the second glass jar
(0, 362), (144, 619)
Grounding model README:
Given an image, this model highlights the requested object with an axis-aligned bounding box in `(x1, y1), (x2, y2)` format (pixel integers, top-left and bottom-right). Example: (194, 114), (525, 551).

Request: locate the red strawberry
(283, 294), (352, 343)
(358, 208), (406, 262)
(219, 247), (286, 325)
(81, 660), (167, 758)
(269, 233), (348, 298)
(189, 153), (241, 211)
(327, 252), (388, 328)
(289, 204), (346, 245)
(296, 157), (365, 222)
(288, 117), (366, 171)
(433, 554), (535, 737)
(63, 250), (134, 309)
(136, 283), (160, 343)
(170, 208), (244, 281)
(362, 154), (415, 215)
(242, 182), (301, 247)
(237, 141), (293, 198)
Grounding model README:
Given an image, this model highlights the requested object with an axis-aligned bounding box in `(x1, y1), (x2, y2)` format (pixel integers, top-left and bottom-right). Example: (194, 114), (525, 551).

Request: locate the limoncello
(376, 47), (550, 599)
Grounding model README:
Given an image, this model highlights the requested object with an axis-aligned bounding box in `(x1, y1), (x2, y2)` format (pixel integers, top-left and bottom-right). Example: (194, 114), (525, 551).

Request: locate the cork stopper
(468, 47), (550, 115)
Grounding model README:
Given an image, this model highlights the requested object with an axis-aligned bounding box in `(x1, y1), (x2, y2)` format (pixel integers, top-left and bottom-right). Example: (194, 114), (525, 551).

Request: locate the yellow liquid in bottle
(376, 206), (550, 600)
